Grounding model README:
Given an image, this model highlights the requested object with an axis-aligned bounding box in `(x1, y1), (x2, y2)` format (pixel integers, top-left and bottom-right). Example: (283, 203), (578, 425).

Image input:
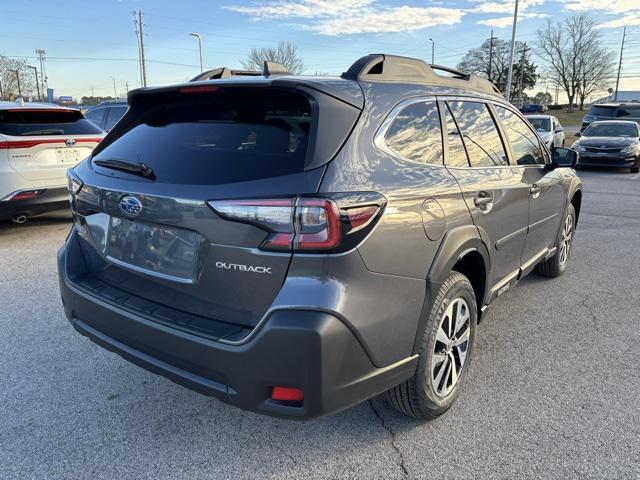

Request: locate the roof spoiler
(341, 54), (502, 97)
(190, 61), (291, 82)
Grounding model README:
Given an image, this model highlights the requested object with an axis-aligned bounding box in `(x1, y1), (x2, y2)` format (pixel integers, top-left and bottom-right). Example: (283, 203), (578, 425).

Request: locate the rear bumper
(0, 186), (69, 220)
(58, 230), (417, 419)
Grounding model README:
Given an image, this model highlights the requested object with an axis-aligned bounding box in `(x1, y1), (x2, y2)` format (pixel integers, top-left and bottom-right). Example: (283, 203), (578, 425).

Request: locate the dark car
(58, 55), (582, 420)
(520, 103), (547, 113)
(573, 120), (640, 173)
(581, 103), (640, 132)
(84, 100), (128, 133)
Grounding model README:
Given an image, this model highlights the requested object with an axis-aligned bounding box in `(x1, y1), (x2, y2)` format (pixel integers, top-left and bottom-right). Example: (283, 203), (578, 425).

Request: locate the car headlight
(621, 144), (638, 155)
(572, 143), (586, 152)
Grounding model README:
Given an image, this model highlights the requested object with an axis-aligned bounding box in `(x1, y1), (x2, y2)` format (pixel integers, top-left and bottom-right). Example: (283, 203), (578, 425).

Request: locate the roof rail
(189, 62), (291, 82)
(341, 54), (502, 97)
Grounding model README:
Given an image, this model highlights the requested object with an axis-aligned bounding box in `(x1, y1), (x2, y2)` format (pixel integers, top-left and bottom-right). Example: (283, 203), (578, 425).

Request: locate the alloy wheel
(431, 297), (471, 397)
(559, 213), (574, 267)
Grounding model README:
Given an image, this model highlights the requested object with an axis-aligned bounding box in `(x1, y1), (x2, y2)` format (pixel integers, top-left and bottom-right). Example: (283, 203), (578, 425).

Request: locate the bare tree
(242, 41), (304, 74)
(537, 14), (614, 111)
(457, 38), (537, 99)
(0, 56), (37, 101)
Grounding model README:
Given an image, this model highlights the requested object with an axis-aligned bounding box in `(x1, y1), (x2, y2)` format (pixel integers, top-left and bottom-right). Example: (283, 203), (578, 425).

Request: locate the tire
(385, 271), (477, 419)
(631, 166), (639, 174)
(535, 203), (576, 278)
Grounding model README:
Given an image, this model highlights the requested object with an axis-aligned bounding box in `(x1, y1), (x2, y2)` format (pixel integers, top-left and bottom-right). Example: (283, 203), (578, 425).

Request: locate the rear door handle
(530, 185), (541, 198)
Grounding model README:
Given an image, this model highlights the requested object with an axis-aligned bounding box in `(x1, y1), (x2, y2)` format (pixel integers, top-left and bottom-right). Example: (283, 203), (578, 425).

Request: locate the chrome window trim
(373, 95), (445, 167)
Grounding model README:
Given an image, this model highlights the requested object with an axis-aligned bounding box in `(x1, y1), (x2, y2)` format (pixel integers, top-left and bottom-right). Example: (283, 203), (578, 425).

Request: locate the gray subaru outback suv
(58, 55), (582, 420)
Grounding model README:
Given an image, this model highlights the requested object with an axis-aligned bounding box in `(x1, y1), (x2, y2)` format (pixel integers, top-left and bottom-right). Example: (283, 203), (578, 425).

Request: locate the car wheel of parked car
(385, 271), (477, 419)
(631, 166), (639, 173)
(535, 203), (575, 278)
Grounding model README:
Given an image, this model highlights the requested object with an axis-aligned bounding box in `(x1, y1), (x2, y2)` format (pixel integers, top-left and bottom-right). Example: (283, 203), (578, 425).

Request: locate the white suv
(0, 101), (105, 223)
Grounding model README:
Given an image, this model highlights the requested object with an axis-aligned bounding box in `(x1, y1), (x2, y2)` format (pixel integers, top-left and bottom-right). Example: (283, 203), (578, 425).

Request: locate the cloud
(563, 0), (638, 15)
(225, 1), (465, 35)
(597, 12), (640, 28)
(477, 12), (547, 28)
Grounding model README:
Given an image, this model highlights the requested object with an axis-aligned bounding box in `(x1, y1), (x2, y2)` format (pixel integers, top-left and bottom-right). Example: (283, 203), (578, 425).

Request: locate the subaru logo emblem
(65, 138), (77, 147)
(119, 195), (143, 217)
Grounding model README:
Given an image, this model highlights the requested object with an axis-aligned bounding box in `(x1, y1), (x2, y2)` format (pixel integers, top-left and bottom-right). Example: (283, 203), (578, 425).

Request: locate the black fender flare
(411, 225), (491, 355)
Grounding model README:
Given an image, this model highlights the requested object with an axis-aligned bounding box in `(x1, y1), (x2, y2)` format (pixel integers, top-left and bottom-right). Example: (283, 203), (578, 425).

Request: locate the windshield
(92, 88), (312, 185)
(588, 106), (616, 118)
(0, 109), (103, 136)
(583, 123), (638, 138)
(527, 118), (551, 132)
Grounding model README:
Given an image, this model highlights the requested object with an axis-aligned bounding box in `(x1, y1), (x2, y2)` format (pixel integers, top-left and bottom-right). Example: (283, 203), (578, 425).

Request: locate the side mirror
(554, 126), (564, 133)
(575, 131), (581, 137)
(550, 147), (579, 169)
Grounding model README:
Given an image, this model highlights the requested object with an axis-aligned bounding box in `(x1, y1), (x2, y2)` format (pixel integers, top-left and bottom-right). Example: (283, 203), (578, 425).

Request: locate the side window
(443, 103), (469, 167)
(447, 101), (508, 167)
(104, 106), (128, 131)
(84, 108), (106, 128)
(495, 106), (546, 166)
(384, 101), (443, 165)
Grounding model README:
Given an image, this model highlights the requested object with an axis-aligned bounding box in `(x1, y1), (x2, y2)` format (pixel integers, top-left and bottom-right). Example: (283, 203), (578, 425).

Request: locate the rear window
(92, 89), (312, 185)
(617, 105), (640, 117)
(0, 109), (103, 136)
(588, 106), (616, 117)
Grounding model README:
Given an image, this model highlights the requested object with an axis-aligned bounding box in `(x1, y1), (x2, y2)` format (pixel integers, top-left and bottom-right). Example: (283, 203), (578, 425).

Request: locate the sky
(2, 0), (639, 100)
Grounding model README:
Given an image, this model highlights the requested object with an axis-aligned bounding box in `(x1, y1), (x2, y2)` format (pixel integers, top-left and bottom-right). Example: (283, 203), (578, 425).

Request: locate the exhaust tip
(11, 214), (28, 224)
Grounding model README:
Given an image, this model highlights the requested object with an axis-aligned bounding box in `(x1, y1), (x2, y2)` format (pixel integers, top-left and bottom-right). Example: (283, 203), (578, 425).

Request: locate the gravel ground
(1, 168), (638, 479)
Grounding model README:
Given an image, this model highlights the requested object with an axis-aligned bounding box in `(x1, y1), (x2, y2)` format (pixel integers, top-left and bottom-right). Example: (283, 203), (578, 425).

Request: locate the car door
(494, 105), (567, 272)
(552, 117), (564, 147)
(442, 99), (530, 289)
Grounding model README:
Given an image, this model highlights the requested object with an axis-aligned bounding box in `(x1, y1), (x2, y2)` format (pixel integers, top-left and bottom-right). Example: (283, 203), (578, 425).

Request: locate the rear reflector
(3, 189), (45, 201)
(271, 386), (304, 402)
(0, 137), (103, 149)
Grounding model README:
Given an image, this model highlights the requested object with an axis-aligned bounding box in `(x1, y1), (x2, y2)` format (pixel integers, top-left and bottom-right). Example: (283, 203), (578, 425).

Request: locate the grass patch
(549, 109), (586, 127)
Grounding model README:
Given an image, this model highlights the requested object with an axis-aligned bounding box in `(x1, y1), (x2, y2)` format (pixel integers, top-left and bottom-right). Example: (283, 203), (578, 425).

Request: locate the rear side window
(448, 101), (507, 167)
(93, 89), (312, 185)
(588, 106), (616, 117)
(0, 109), (103, 136)
(495, 106), (546, 166)
(443, 103), (469, 168)
(85, 108), (107, 128)
(104, 105), (127, 131)
(384, 101), (442, 165)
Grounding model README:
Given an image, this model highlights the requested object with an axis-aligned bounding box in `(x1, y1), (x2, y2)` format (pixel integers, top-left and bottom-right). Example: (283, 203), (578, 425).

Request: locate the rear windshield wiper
(93, 158), (155, 179)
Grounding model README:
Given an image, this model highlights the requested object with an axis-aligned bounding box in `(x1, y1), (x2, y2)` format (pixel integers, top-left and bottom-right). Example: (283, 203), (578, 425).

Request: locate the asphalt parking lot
(1, 169), (639, 480)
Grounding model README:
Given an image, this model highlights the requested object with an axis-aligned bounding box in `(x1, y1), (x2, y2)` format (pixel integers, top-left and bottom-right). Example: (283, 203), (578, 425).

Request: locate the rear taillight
(1, 189), (45, 201)
(208, 194), (385, 253)
(0, 138), (102, 149)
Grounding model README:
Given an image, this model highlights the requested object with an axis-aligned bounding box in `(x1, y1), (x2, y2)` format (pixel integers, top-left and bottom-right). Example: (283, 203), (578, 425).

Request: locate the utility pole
(110, 76), (117, 98)
(138, 10), (148, 87)
(27, 65), (41, 101)
(505, 0), (519, 102)
(429, 38), (435, 64)
(614, 26), (626, 102)
(10, 69), (21, 99)
(487, 30), (495, 82)
(125, 81), (129, 93)
(517, 42), (529, 106)
(35, 49), (47, 96)
(189, 33), (204, 73)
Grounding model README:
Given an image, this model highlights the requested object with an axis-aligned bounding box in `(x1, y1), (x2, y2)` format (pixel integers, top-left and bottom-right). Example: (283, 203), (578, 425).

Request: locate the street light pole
(505, 0), (519, 102)
(27, 66), (41, 101)
(429, 38), (435, 64)
(189, 33), (204, 73)
(110, 76), (117, 98)
(10, 69), (22, 99)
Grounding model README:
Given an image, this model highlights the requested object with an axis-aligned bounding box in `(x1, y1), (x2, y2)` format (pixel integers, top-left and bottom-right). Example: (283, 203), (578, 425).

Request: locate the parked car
(525, 114), (565, 148)
(581, 103), (640, 132)
(573, 120), (640, 173)
(59, 55), (582, 420)
(0, 101), (105, 223)
(520, 103), (548, 114)
(84, 100), (128, 133)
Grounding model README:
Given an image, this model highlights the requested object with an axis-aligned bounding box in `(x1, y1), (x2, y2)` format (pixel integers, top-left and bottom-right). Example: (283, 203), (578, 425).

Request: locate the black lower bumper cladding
(0, 187), (69, 221)
(58, 229), (417, 419)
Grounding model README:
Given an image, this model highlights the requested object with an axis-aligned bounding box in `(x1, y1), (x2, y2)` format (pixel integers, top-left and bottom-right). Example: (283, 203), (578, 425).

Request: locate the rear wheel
(631, 166), (639, 173)
(535, 203), (575, 278)
(385, 271), (477, 419)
